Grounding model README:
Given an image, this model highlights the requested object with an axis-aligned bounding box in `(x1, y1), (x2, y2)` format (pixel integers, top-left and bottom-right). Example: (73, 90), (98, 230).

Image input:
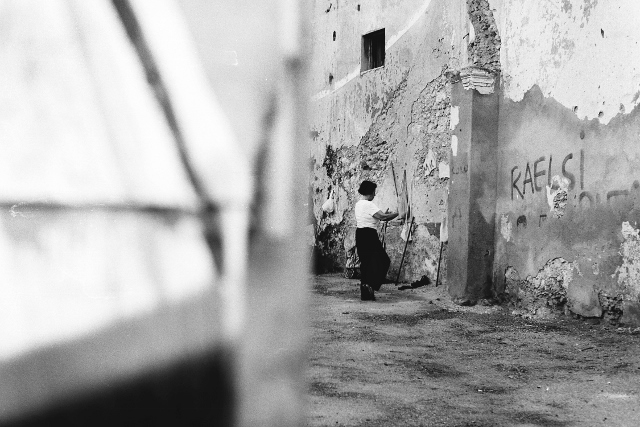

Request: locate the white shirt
(355, 199), (380, 229)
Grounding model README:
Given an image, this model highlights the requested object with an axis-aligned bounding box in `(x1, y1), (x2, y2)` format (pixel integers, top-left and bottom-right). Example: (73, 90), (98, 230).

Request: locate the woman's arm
(373, 210), (398, 222)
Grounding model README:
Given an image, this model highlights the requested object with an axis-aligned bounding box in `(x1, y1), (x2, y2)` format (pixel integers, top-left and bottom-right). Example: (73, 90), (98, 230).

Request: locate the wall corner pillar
(446, 67), (500, 303)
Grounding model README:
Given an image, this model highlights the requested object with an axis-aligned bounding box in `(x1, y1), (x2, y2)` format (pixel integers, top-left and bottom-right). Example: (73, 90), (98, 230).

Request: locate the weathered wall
(493, 0), (640, 124)
(493, 0), (640, 325)
(312, 0), (640, 325)
(448, 75), (500, 303)
(310, 0), (471, 282)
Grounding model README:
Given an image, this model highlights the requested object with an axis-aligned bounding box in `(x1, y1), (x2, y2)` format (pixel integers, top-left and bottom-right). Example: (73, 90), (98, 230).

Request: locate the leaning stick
(381, 221), (388, 249)
(435, 241), (444, 287)
(390, 162), (399, 199)
(395, 216), (415, 286)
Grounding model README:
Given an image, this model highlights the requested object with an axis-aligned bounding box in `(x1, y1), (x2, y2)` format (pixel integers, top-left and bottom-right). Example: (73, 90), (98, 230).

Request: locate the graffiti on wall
(577, 181), (640, 208)
(511, 150), (584, 200)
(508, 148), (640, 227)
(510, 148), (640, 207)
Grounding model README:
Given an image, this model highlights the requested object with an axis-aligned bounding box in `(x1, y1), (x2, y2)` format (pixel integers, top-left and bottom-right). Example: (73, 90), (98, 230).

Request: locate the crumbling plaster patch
(449, 106), (459, 129)
(310, 1), (459, 278)
(504, 250), (633, 320)
(438, 162), (450, 180)
(310, 75), (409, 271)
(614, 221), (640, 302)
(546, 175), (570, 218)
(386, 224), (443, 282)
(312, 69), (451, 275)
(466, 0), (501, 72)
(598, 291), (624, 323)
(460, 66), (496, 94)
(409, 73), (452, 181)
(500, 214), (512, 242)
(423, 149), (437, 176)
(505, 258), (574, 318)
(492, 0), (640, 124)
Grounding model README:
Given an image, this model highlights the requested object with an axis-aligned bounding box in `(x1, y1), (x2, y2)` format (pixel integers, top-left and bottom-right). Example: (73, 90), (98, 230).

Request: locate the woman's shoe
(367, 285), (376, 301)
(360, 284), (368, 300)
(360, 284), (375, 301)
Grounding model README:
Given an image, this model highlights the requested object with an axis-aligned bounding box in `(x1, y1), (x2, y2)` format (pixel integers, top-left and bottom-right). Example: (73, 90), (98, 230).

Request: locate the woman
(355, 180), (398, 301)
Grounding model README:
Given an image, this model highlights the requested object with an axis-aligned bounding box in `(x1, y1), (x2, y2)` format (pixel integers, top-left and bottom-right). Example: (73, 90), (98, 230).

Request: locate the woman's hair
(358, 180), (377, 196)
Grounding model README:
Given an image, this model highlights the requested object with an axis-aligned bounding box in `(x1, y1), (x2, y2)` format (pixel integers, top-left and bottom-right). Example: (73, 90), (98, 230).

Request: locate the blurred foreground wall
(0, 0), (308, 425)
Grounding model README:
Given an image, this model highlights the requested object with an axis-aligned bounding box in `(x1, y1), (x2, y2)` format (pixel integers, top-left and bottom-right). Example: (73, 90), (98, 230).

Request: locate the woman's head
(358, 180), (377, 196)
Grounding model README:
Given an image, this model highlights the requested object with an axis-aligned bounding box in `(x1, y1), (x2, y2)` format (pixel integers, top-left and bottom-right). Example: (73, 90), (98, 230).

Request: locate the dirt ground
(306, 274), (640, 427)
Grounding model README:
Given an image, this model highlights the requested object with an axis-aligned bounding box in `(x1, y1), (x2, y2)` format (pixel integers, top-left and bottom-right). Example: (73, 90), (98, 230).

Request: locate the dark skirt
(355, 227), (391, 291)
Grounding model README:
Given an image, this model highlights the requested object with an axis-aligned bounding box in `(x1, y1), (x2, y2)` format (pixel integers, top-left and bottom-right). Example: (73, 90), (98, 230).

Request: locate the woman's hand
(373, 210), (399, 221)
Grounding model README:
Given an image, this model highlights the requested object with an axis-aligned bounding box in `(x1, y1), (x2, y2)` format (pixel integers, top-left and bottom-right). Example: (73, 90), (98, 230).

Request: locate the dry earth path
(307, 274), (640, 427)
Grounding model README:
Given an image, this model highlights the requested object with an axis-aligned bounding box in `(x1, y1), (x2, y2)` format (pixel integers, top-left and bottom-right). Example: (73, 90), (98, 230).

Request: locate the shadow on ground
(307, 274), (640, 427)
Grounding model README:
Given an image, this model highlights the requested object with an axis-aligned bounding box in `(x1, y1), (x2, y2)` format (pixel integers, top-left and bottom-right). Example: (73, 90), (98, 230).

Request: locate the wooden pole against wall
(435, 242), (444, 287)
(395, 216), (415, 285)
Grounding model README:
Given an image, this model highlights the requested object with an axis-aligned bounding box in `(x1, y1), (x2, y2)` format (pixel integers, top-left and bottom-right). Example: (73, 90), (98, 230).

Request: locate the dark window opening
(333, 31), (336, 41)
(361, 29), (385, 72)
(357, 4), (360, 11)
(329, 73), (334, 84)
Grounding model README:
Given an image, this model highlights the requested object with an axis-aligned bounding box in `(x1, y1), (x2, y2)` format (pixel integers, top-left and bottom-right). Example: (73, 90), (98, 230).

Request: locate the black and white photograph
(0, 0), (638, 426)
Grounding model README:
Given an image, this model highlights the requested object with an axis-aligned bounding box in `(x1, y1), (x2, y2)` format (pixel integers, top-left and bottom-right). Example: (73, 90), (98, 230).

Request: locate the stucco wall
(493, 0), (640, 324)
(310, 0), (471, 281)
(312, 0), (640, 324)
(493, 0), (640, 124)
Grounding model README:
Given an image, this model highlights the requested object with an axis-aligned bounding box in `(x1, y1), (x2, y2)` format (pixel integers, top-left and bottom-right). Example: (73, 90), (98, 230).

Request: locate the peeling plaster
(615, 221), (640, 301)
(598, 291), (624, 322)
(460, 66), (496, 94)
(310, 66), (451, 278)
(451, 135), (458, 156)
(438, 161), (450, 179)
(494, 0), (640, 123)
(449, 106), (459, 129)
(500, 214), (512, 242)
(466, 0), (501, 72)
(506, 258), (574, 317)
(423, 149), (437, 176)
(546, 175), (569, 218)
